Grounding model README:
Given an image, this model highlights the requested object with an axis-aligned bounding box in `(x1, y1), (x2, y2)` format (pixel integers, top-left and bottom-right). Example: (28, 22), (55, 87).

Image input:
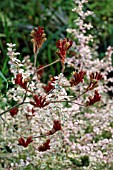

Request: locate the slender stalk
(34, 50), (39, 67)
(0, 102), (29, 117)
(22, 58), (60, 102)
(35, 58), (60, 74)
(50, 99), (84, 107)
(70, 90), (88, 101)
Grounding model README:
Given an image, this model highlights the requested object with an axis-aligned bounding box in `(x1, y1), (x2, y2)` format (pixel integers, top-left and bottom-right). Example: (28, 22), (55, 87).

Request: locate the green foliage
(70, 155), (90, 167)
(101, 130), (112, 139)
(81, 155), (90, 167)
(0, 71), (8, 89)
(93, 130), (112, 143)
(70, 157), (83, 167)
(0, 0), (74, 77)
(87, 0), (113, 51)
(85, 125), (93, 133)
(110, 121), (113, 128)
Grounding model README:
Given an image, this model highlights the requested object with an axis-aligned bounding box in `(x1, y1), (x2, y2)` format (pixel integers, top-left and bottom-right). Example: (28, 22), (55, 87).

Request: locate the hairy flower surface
(38, 139), (50, 152)
(86, 72), (103, 91)
(56, 38), (73, 64)
(15, 73), (28, 89)
(70, 70), (86, 86)
(30, 95), (49, 108)
(10, 107), (18, 117)
(85, 90), (101, 106)
(46, 120), (62, 135)
(30, 26), (46, 53)
(18, 136), (33, 147)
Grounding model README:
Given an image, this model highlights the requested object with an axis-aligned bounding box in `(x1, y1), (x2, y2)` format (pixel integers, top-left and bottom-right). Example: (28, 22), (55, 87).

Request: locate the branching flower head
(15, 73), (28, 89)
(30, 26), (46, 53)
(18, 136), (33, 148)
(38, 139), (50, 152)
(46, 120), (62, 136)
(10, 107), (18, 117)
(30, 95), (49, 108)
(56, 38), (73, 65)
(85, 90), (101, 106)
(69, 70), (86, 86)
(86, 72), (103, 91)
(43, 76), (56, 93)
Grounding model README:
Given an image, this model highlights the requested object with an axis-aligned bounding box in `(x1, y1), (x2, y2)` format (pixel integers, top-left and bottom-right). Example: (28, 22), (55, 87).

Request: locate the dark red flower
(38, 139), (50, 152)
(46, 120), (62, 136)
(30, 26), (46, 53)
(56, 38), (73, 64)
(30, 95), (49, 108)
(86, 72), (103, 91)
(26, 108), (35, 120)
(69, 70), (86, 86)
(37, 65), (44, 79)
(85, 90), (101, 106)
(18, 136), (33, 148)
(10, 107), (18, 117)
(43, 76), (56, 93)
(15, 73), (28, 89)
(53, 120), (62, 132)
(90, 72), (103, 81)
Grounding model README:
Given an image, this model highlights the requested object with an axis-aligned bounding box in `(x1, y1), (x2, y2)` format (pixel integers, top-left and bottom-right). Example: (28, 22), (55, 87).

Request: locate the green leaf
(0, 71), (8, 88)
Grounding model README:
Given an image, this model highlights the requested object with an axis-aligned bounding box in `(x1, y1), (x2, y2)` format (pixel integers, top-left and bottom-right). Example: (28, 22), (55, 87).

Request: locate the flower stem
(34, 50), (39, 68)
(50, 99), (84, 107)
(0, 102), (29, 117)
(35, 58), (60, 74)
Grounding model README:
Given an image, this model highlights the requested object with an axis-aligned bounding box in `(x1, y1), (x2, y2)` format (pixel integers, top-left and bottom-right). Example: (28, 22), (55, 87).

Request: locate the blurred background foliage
(87, 0), (113, 58)
(0, 0), (113, 89)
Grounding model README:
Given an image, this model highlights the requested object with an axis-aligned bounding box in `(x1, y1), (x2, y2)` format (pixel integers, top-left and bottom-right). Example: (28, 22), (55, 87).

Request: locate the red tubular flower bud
(37, 65), (44, 79)
(30, 95), (49, 108)
(10, 107), (18, 117)
(30, 26), (46, 53)
(46, 120), (62, 136)
(90, 72), (103, 81)
(53, 120), (62, 132)
(18, 136), (33, 148)
(43, 76), (56, 93)
(86, 72), (103, 91)
(15, 73), (28, 89)
(56, 38), (73, 65)
(38, 139), (50, 152)
(69, 70), (86, 86)
(85, 90), (101, 106)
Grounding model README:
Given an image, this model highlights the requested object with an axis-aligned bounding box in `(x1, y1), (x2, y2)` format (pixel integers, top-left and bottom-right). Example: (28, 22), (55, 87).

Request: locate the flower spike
(56, 38), (73, 65)
(15, 73), (28, 89)
(69, 70), (86, 86)
(18, 136), (33, 148)
(46, 120), (62, 136)
(30, 26), (46, 53)
(30, 95), (49, 108)
(85, 90), (101, 106)
(10, 107), (18, 117)
(38, 139), (50, 152)
(86, 72), (103, 91)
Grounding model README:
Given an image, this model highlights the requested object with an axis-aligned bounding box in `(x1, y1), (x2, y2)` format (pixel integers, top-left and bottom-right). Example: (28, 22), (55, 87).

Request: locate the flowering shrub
(0, 0), (113, 169)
